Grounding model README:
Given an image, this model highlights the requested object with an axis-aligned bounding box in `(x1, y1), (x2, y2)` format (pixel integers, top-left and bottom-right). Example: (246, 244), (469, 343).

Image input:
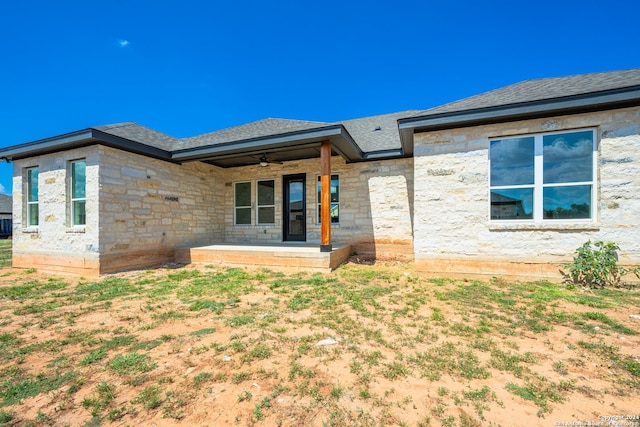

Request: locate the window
(317, 174), (339, 223)
(257, 180), (275, 224)
(234, 181), (252, 225)
(489, 129), (596, 221)
(26, 167), (39, 227)
(70, 160), (87, 226)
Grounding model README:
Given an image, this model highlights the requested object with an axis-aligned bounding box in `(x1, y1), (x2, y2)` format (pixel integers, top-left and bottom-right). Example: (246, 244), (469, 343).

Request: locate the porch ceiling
(171, 124), (364, 168)
(199, 144), (326, 168)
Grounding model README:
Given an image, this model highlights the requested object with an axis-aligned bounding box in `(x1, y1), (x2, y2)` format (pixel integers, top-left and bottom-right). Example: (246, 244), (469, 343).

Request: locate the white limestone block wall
(98, 146), (224, 272)
(12, 146), (101, 273)
(413, 107), (640, 279)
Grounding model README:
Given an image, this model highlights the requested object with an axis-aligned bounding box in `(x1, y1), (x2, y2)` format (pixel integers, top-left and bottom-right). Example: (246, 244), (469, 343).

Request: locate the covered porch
(175, 242), (352, 272)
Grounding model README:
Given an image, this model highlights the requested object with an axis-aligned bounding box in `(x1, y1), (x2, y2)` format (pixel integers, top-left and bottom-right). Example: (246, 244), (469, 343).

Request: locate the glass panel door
(283, 174), (306, 241)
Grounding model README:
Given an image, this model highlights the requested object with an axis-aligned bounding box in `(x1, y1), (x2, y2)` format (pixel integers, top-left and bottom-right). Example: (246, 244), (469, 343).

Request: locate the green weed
(0, 409), (14, 423)
(237, 390), (252, 402)
(189, 328), (217, 337)
(108, 353), (157, 375)
(0, 369), (78, 407)
(232, 371), (251, 384)
(82, 382), (116, 416)
(241, 343), (272, 362)
(580, 312), (637, 335)
(193, 372), (213, 386)
(132, 385), (163, 410)
(506, 378), (568, 416)
(101, 334), (136, 351)
(79, 349), (107, 366)
(151, 310), (185, 322)
(226, 315), (254, 327)
(75, 277), (142, 302)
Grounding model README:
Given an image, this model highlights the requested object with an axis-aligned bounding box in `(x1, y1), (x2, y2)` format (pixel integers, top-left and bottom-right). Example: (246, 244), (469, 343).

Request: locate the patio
(175, 243), (352, 272)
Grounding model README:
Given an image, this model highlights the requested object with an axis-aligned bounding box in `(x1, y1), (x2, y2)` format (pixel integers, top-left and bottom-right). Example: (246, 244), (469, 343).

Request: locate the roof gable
(337, 110), (420, 154)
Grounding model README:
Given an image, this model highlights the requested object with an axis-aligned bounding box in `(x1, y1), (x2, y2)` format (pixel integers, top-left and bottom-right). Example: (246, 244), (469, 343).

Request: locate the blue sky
(1, 0), (639, 195)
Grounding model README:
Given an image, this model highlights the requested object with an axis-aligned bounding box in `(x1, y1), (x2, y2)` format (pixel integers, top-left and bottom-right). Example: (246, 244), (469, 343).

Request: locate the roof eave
(0, 129), (97, 161)
(0, 129), (173, 162)
(92, 130), (174, 160)
(398, 86), (640, 134)
(363, 149), (407, 161)
(172, 124), (364, 163)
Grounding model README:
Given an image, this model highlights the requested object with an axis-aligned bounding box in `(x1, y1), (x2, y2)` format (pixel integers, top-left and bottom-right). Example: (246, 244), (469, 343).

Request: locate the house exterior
(0, 194), (12, 238)
(1, 68), (639, 279)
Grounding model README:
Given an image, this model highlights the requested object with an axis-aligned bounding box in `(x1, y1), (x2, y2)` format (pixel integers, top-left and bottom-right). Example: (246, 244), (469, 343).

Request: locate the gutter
(398, 86), (640, 134)
(172, 124), (365, 163)
(0, 128), (173, 162)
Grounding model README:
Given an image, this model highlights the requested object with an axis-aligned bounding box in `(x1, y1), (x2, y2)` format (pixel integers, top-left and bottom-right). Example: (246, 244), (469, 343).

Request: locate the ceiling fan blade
(257, 154), (283, 165)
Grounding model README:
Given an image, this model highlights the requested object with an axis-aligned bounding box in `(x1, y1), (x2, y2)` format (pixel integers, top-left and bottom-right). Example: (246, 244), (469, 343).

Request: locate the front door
(283, 174), (306, 241)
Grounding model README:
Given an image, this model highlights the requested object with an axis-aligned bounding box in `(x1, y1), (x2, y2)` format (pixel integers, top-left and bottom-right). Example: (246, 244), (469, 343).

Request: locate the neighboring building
(0, 194), (12, 238)
(1, 68), (639, 279)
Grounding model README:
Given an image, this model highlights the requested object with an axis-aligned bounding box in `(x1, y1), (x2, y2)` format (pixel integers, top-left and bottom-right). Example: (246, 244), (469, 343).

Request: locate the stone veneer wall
(98, 146), (224, 274)
(12, 145), (225, 276)
(221, 156), (414, 259)
(12, 146), (101, 275)
(413, 106), (640, 281)
(12, 145), (412, 275)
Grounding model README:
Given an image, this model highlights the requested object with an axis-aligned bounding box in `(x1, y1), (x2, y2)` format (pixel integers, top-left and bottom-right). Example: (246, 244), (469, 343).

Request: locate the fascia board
(91, 130), (173, 160)
(0, 129), (173, 162)
(0, 130), (97, 161)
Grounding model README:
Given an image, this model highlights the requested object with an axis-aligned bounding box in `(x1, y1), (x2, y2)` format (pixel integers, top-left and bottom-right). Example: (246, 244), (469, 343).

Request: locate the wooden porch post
(320, 141), (332, 252)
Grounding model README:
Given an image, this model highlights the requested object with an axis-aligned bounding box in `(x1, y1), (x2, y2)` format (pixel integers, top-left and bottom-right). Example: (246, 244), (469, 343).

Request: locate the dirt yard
(0, 260), (638, 426)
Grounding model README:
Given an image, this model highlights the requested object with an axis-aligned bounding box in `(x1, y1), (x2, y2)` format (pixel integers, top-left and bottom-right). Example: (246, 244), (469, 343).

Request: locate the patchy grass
(107, 353), (157, 375)
(0, 261), (638, 426)
(0, 240), (11, 269)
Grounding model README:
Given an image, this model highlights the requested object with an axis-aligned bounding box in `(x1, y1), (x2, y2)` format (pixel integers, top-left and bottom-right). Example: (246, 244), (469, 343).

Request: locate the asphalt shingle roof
(94, 113), (423, 156)
(0, 194), (11, 214)
(93, 122), (179, 151)
(177, 118), (329, 150)
(337, 110), (420, 152)
(410, 68), (640, 117)
(4, 68), (639, 164)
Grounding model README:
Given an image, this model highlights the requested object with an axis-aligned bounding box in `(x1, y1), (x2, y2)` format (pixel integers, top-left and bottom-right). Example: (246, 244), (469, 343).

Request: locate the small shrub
(564, 241), (639, 288)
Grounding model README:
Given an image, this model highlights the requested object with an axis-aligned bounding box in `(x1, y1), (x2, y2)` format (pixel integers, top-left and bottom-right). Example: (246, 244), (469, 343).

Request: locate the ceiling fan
(256, 153), (283, 167)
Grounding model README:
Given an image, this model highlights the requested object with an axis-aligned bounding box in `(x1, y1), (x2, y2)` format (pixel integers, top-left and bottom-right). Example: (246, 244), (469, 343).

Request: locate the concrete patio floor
(175, 243), (352, 272)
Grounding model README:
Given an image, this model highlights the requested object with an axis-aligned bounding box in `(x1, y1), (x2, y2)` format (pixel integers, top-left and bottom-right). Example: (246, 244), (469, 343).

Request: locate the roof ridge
(518, 67), (640, 84)
(261, 117), (328, 123)
(334, 110), (423, 124)
(92, 122), (138, 130)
